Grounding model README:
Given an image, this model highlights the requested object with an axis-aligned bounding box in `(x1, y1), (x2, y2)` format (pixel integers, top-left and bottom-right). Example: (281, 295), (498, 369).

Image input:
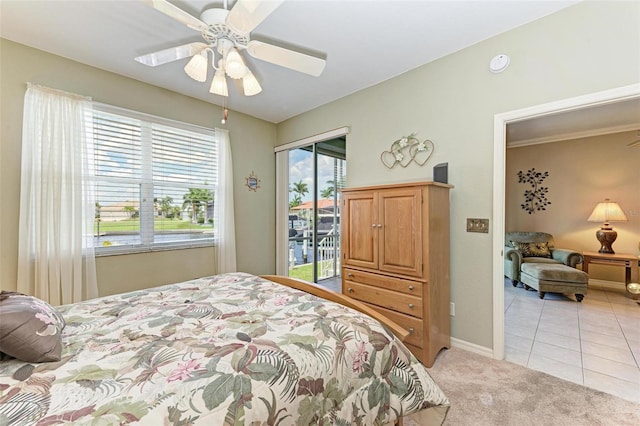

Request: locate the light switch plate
(467, 218), (489, 233)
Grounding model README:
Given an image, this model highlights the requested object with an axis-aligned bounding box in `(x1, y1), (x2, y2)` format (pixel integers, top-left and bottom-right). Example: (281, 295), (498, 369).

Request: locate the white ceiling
(1, 0), (583, 124)
(507, 97), (640, 147)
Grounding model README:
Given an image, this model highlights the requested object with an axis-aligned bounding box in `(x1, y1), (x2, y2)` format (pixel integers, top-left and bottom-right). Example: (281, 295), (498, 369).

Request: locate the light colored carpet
(405, 347), (640, 426)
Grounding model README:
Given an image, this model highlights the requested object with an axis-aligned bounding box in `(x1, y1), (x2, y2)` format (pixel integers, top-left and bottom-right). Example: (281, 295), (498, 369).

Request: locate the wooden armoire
(340, 181), (452, 367)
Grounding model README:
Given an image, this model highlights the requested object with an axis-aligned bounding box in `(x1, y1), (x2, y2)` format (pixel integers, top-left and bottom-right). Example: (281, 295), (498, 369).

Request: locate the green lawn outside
(288, 260), (336, 283)
(95, 218), (211, 233)
(289, 263), (314, 282)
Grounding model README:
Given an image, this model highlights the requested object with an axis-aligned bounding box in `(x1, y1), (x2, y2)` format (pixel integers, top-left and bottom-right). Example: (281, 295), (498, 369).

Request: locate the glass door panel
(288, 145), (315, 282)
(316, 148), (344, 282)
(287, 138), (346, 284)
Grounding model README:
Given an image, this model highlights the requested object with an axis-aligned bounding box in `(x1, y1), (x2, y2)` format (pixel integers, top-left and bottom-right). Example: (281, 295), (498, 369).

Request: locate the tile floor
(504, 279), (640, 403)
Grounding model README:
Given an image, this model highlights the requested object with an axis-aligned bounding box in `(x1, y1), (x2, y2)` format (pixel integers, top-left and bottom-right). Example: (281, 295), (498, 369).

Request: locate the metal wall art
(518, 168), (551, 214)
(380, 132), (434, 169)
(245, 171), (261, 192)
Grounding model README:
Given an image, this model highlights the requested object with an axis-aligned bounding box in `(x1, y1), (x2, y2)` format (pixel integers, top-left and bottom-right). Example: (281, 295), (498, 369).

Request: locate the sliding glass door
(286, 138), (346, 284)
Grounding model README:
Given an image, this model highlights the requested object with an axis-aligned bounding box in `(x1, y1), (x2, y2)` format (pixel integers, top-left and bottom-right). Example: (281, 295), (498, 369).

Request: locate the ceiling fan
(135, 0), (326, 97)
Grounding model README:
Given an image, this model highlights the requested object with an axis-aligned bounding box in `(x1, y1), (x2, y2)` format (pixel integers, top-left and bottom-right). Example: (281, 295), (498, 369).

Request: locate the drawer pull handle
(408, 285), (414, 291)
(408, 327), (415, 334)
(377, 224), (382, 228)
(347, 273), (353, 277)
(347, 288), (354, 293)
(408, 303), (415, 309)
(372, 224), (376, 228)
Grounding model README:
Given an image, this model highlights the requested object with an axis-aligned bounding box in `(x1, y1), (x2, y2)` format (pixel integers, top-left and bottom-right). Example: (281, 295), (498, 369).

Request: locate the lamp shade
(184, 51), (208, 82)
(242, 69), (262, 96)
(209, 67), (228, 97)
(225, 48), (247, 79)
(587, 199), (628, 224)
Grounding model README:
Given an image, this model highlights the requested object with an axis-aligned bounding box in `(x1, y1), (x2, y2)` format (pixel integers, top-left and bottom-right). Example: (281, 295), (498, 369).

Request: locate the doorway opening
(492, 83), (640, 360)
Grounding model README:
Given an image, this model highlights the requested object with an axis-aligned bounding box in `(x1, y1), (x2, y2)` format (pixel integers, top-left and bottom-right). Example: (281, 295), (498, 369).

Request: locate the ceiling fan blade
(144, 0), (207, 31)
(247, 40), (326, 77)
(135, 42), (208, 66)
(226, 0), (284, 35)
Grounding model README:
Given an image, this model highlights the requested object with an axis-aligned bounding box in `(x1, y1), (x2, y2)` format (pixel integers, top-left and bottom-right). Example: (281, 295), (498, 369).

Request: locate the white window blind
(92, 105), (217, 255)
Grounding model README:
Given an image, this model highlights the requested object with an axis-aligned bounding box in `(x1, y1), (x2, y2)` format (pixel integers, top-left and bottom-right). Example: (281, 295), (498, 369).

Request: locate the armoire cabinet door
(378, 188), (422, 277)
(342, 191), (378, 270)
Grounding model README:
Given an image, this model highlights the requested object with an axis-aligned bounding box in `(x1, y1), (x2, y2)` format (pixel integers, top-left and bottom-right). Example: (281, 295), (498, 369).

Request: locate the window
(93, 104), (218, 254)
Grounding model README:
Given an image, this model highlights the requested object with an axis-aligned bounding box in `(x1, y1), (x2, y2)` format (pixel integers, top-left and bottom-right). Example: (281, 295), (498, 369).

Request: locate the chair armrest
(504, 246), (523, 263)
(551, 248), (583, 268)
(504, 246), (523, 282)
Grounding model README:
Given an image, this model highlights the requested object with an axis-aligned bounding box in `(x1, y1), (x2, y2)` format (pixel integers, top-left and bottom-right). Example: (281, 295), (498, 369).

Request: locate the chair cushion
(522, 257), (561, 264)
(511, 241), (552, 258)
(521, 263), (588, 283)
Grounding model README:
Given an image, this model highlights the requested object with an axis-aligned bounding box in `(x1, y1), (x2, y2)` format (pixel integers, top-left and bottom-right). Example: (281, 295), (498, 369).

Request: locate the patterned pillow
(0, 291), (66, 362)
(511, 241), (552, 258)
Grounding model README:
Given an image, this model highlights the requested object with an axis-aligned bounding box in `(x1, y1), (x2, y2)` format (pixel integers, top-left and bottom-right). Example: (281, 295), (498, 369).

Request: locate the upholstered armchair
(504, 232), (583, 286)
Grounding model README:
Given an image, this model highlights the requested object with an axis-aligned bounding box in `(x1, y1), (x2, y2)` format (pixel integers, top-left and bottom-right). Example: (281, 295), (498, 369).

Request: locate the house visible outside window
(93, 104), (218, 254)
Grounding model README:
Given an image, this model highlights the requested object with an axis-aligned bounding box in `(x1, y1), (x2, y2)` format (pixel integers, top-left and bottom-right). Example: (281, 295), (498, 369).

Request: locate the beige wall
(506, 131), (640, 283)
(2, 2), (638, 350)
(0, 38), (277, 296)
(276, 2), (640, 349)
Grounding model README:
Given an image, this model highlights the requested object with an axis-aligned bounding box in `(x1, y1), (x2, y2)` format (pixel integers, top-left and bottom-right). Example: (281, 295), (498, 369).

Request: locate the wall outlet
(450, 302), (455, 316)
(467, 218), (489, 233)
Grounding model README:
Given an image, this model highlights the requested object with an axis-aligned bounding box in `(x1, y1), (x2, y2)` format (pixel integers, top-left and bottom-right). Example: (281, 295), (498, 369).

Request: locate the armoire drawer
(343, 268), (423, 296)
(343, 280), (423, 318)
(367, 304), (424, 349)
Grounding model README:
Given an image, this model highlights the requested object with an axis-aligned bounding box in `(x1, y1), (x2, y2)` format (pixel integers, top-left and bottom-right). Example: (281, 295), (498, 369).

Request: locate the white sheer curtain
(18, 84), (98, 305)
(214, 128), (237, 273)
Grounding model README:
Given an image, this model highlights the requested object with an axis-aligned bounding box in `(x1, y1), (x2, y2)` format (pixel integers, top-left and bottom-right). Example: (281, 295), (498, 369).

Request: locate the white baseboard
(589, 278), (627, 291)
(450, 337), (494, 358)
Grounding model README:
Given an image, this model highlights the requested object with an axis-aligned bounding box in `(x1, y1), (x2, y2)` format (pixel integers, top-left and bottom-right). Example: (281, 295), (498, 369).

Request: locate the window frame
(92, 103), (218, 257)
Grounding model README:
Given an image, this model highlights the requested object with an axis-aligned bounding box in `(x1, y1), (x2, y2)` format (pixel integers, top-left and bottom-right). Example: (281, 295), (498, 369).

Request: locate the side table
(582, 251), (639, 285)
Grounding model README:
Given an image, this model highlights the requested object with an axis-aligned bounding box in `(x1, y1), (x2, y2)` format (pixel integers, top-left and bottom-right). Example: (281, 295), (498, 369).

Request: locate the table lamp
(587, 198), (628, 254)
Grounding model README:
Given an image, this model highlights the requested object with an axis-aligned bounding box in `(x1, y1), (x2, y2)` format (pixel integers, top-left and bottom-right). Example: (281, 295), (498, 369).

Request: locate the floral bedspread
(0, 272), (449, 425)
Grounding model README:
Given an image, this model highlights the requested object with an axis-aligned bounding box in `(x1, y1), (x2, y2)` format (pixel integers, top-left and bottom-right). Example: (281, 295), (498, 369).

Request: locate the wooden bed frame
(260, 276), (409, 345)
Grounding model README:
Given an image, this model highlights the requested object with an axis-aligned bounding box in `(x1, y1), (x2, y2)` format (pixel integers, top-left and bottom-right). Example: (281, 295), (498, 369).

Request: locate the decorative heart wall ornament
(380, 150), (398, 169)
(410, 139), (435, 166)
(380, 132), (435, 169)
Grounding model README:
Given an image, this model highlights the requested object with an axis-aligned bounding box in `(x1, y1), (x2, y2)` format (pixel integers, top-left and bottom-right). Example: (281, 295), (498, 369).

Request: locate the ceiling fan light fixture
(210, 67), (229, 96)
(139, 0), (326, 99)
(184, 51), (208, 82)
(242, 69), (262, 96)
(225, 48), (247, 79)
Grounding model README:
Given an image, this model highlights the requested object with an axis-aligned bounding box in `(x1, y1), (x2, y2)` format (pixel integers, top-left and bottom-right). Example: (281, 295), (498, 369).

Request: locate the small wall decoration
(518, 168), (551, 214)
(245, 171), (261, 192)
(380, 132), (434, 169)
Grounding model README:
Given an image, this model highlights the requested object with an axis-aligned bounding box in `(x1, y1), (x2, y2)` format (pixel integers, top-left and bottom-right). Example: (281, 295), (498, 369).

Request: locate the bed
(0, 272), (449, 425)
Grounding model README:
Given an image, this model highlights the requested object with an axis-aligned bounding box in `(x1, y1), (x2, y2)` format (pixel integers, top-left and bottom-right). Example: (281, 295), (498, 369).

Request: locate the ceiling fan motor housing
(200, 8), (249, 52)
